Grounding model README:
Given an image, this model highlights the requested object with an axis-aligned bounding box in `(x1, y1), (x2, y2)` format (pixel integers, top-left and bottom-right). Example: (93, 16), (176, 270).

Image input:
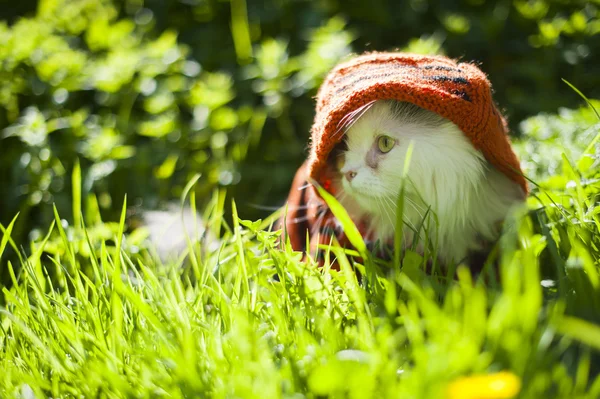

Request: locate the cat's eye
(377, 135), (395, 153)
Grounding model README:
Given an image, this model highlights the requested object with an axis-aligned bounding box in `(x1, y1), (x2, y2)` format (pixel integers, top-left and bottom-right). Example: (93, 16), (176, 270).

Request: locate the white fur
(334, 101), (525, 263)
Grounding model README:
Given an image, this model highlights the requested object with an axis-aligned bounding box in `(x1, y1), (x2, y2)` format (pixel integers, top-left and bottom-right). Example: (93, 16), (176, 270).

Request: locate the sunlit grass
(1, 101), (600, 398)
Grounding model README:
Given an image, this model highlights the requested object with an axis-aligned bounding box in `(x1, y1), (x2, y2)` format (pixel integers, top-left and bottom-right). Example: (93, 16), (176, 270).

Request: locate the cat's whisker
(333, 101), (377, 139)
(382, 194), (419, 233)
(404, 199), (425, 220)
(377, 196), (395, 234)
(287, 215), (311, 224)
(311, 207), (328, 233)
(386, 190), (426, 219)
(342, 103), (375, 132)
(381, 196), (399, 223)
(286, 204), (313, 211)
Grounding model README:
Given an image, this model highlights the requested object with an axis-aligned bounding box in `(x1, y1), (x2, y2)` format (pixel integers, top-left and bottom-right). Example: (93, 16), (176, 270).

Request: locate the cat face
(335, 101), (429, 212)
(334, 100), (482, 217)
(331, 100), (524, 261)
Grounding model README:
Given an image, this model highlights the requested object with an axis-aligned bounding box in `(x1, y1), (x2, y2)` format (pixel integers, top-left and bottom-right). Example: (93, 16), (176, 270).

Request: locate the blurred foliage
(0, 0), (598, 250)
(516, 99), (600, 183)
(514, 99), (600, 330)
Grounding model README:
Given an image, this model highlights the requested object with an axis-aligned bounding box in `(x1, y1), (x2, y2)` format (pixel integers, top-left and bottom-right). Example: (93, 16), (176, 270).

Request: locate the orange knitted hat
(308, 52), (528, 194)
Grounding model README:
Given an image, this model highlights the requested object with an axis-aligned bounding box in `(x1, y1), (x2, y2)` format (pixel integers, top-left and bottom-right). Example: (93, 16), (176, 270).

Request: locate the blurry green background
(0, 0), (598, 247)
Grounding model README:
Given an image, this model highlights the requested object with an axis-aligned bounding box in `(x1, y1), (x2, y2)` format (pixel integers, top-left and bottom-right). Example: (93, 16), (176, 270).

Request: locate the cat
(321, 100), (526, 264)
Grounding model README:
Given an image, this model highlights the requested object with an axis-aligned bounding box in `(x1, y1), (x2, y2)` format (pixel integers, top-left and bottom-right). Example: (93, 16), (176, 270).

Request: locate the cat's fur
(330, 100), (525, 263)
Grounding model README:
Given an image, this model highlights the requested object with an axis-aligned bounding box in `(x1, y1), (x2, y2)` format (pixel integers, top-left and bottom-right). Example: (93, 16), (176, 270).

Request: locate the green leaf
(313, 181), (367, 256)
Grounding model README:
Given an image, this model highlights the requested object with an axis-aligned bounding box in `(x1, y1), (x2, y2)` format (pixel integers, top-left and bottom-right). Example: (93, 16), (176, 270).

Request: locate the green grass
(1, 101), (600, 398)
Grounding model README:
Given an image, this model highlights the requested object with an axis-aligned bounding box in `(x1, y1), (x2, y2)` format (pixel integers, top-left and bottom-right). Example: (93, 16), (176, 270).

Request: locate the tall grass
(1, 100), (599, 398)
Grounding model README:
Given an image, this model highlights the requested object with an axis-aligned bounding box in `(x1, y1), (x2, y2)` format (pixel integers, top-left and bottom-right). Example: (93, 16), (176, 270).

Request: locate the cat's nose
(345, 170), (357, 181)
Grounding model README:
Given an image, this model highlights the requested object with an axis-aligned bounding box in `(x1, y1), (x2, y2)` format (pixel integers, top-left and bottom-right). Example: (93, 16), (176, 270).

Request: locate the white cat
(331, 100), (526, 263)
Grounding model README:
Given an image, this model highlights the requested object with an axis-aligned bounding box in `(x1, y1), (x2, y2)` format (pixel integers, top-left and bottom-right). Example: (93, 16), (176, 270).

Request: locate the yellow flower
(446, 371), (521, 399)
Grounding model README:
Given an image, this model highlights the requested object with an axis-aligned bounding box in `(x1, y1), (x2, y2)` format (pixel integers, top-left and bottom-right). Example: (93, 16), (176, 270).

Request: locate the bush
(0, 0), (598, 251)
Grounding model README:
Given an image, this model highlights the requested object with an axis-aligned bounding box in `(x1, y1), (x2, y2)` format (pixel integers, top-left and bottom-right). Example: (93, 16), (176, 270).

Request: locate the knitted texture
(308, 52), (528, 193)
